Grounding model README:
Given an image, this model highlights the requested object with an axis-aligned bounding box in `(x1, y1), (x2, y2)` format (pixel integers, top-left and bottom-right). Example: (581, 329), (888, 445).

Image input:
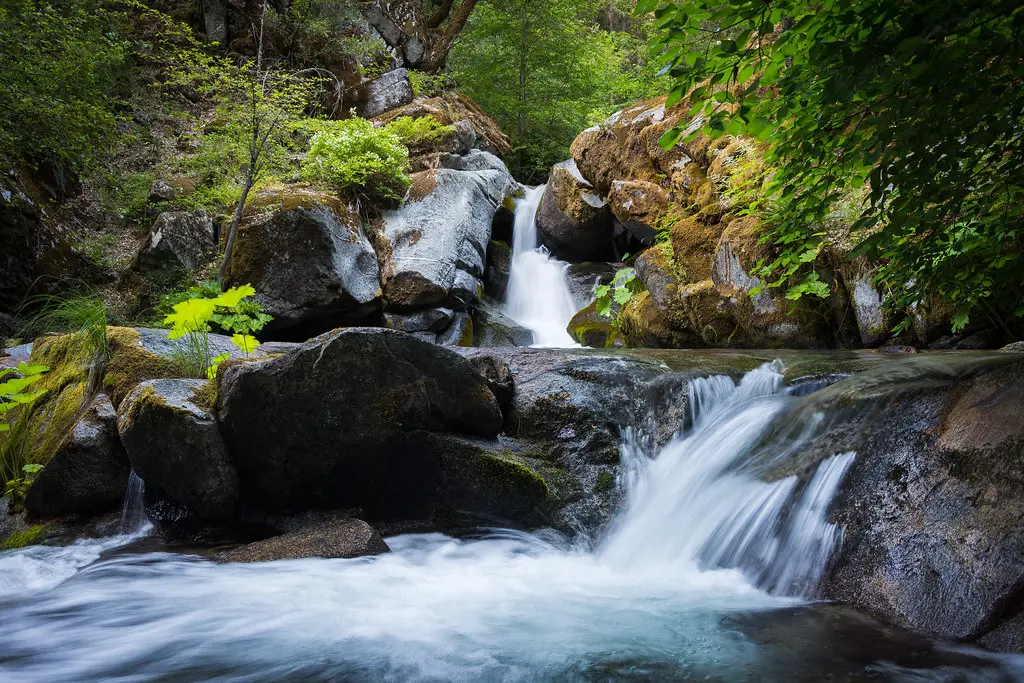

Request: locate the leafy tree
(0, 0), (129, 173)
(450, 0), (665, 181)
(644, 0), (1024, 336)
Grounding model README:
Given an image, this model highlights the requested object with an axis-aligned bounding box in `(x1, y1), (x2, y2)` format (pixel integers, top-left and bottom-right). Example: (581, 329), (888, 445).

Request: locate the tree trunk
(217, 177), (255, 284)
(420, 0), (479, 73)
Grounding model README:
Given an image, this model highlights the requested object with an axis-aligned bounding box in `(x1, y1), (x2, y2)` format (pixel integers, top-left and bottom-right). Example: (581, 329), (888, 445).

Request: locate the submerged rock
(118, 379), (240, 521)
(221, 518), (390, 562)
(218, 328), (502, 517)
(24, 394), (129, 518)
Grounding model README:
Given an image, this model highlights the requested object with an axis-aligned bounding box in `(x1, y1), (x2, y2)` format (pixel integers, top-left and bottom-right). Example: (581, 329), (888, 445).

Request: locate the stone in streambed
(220, 518), (390, 562)
(118, 379), (240, 521)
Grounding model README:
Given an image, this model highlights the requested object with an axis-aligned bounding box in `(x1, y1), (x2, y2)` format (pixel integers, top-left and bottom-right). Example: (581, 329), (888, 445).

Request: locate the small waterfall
(504, 185), (580, 347)
(601, 362), (854, 597)
(119, 470), (150, 536)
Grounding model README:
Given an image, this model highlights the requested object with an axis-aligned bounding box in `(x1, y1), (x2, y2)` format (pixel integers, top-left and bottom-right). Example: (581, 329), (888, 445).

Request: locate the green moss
(190, 379), (219, 414)
(568, 301), (618, 347)
(103, 327), (183, 409)
(1, 524), (47, 550)
(593, 470), (616, 493)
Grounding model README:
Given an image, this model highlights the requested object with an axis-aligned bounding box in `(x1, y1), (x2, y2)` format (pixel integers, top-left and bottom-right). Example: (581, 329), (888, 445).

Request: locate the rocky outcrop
(355, 68), (414, 118)
(118, 379), (240, 521)
(472, 305), (534, 348)
(133, 211), (215, 274)
(376, 93), (512, 159)
(566, 262), (619, 310)
(377, 157), (516, 344)
(221, 518), (390, 562)
(536, 159), (614, 261)
(218, 328), (503, 517)
(225, 187), (382, 339)
(23, 394), (129, 518)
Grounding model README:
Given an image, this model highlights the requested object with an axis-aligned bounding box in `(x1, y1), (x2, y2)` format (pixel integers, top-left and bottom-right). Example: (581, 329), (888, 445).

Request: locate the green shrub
(408, 70), (451, 98)
(383, 116), (457, 155)
(301, 118), (411, 204)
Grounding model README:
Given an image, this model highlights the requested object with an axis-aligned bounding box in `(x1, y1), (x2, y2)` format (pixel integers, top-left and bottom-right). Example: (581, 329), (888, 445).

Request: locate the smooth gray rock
(472, 306), (534, 348)
(221, 518), (390, 562)
(483, 240), (512, 300)
(218, 328), (503, 516)
(133, 211), (215, 273)
(381, 164), (515, 311)
(24, 395), (130, 518)
(118, 379), (240, 521)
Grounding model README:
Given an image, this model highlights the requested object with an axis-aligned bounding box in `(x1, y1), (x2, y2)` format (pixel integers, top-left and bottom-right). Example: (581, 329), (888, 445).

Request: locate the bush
(383, 116), (457, 155)
(301, 118), (411, 204)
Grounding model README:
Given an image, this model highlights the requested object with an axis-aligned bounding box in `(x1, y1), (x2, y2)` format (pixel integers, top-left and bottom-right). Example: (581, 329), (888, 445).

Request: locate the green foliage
(409, 70), (451, 98)
(3, 464), (44, 510)
(644, 0), (1024, 335)
(19, 291), (109, 361)
(263, 0), (384, 74)
(162, 285), (271, 379)
(301, 118), (411, 204)
(96, 171), (155, 223)
(0, 363), (49, 435)
(383, 116), (457, 154)
(594, 267), (644, 320)
(450, 0), (667, 181)
(0, 0), (130, 173)
(0, 523), (47, 549)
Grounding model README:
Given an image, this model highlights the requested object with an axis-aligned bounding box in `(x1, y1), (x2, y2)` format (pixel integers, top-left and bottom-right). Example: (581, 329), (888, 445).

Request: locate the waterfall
(119, 470), (151, 536)
(504, 185), (580, 347)
(601, 362), (854, 597)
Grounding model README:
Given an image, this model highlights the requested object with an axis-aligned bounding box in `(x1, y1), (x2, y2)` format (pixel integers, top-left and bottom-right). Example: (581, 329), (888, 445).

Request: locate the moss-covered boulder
(117, 379), (240, 521)
(375, 93), (512, 159)
(218, 328), (502, 517)
(567, 301), (618, 348)
(24, 394), (129, 519)
(225, 186), (382, 340)
(536, 159), (615, 261)
(221, 518), (390, 563)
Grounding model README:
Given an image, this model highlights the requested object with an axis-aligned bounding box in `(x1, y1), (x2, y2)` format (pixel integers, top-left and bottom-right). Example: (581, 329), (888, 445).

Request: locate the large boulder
(378, 161), (515, 314)
(217, 328), (503, 517)
(23, 394), (129, 518)
(133, 211), (215, 274)
(536, 160), (615, 261)
(566, 262), (620, 311)
(771, 357), (1024, 651)
(221, 518), (390, 562)
(609, 179), (669, 244)
(225, 187), (382, 338)
(117, 379), (240, 521)
(472, 305), (534, 348)
(355, 68), (414, 118)
(483, 239), (512, 300)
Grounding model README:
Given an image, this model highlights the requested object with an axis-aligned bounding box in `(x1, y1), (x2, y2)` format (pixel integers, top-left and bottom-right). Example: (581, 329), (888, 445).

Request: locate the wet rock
(221, 518), (390, 562)
(841, 266), (891, 347)
(380, 162), (515, 311)
(355, 68), (414, 118)
(464, 353), (514, 416)
(24, 394), (130, 518)
(118, 379), (240, 521)
(536, 159), (615, 261)
(782, 357), (1024, 651)
(225, 187), (382, 338)
(1001, 341), (1024, 353)
(483, 239), (512, 300)
(568, 301), (617, 348)
(133, 211), (215, 273)
(218, 328), (503, 516)
(566, 262), (619, 310)
(473, 305), (534, 348)
(876, 345), (917, 354)
(385, 307), (454, 334)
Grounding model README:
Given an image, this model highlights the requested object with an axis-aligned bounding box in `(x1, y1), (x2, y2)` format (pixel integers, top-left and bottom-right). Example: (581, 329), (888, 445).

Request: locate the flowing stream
(504, 185), (580, 347)
(0, 362), (1019, 681)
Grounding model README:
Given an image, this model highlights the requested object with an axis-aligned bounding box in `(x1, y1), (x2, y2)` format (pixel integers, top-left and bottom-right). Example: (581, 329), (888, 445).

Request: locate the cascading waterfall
(0, 362), (1014, 681)
(119, 469), (150, 535)
(504, 185), (580, 347)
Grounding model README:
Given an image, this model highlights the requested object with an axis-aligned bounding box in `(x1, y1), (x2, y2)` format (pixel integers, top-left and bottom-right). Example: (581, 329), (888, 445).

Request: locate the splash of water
(504, 185), (580, 347)
(0, 363), (956, 682)
(120, 469), (150, 535)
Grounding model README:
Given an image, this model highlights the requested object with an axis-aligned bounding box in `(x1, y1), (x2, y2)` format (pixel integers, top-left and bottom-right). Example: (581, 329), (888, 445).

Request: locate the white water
(504, 185), (580, 347)
(0, 364), (1014, 681)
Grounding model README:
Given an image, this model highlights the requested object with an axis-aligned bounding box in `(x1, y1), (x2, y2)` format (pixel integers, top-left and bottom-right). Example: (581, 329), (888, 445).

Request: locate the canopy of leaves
(0, 0), (130, 173)
(645, 0), (1024, 336)
(450, 0), (666, 181)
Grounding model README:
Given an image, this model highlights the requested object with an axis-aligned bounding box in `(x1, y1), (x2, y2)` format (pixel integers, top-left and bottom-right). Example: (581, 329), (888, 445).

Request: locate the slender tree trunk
(218, 175), (255, 283)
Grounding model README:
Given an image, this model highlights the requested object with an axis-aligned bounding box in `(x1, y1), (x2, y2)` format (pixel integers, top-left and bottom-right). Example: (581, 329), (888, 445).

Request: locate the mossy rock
(104, 327), (184, 408)
(0, 524), (47, 550)
(568, 301), (619, 348)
